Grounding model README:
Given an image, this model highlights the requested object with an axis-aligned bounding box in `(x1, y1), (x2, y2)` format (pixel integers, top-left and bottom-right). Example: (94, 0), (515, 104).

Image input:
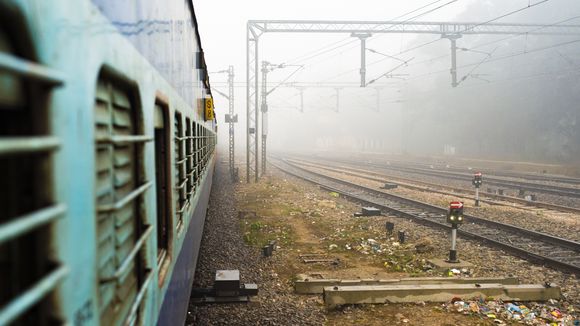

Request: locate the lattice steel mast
(211, 66), (237, 180)
(226, 66), (236, 180)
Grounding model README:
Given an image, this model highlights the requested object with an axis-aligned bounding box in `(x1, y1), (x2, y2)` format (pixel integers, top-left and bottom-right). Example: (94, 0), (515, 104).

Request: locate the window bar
(95, 135), (153, 145)
(175, 158), (187, 166)
(0, 265), (69, 326)
(123, 269), (154, 326)
(0, 204), (66, 246)
(100, 225), (153, 283)
(176, 201), (190, 215)
(0, 52), (65, 85)
(0, 137), (61, 156)
(174, 136), (193, 141)
(97, 182), (152, 213)
(175, 178), (188, 190)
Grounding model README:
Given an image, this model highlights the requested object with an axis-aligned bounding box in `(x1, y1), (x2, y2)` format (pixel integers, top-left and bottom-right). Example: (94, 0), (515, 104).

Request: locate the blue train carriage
(0, 0), (217, 325)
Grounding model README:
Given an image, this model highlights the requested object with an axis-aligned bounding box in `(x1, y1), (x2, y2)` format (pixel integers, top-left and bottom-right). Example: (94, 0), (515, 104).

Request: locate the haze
(196, 0), (580, 163)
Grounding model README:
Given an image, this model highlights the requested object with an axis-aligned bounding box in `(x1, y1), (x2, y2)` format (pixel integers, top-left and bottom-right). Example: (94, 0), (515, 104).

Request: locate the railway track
(285, 157), (580, 215)
(309, 156), (580, 199)
(271, 158), (580, 276)
(355, 157), (580, 186)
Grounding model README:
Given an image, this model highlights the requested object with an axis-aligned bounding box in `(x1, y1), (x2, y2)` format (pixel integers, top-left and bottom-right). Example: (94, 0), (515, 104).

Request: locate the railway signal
(446, 201), (464, 263)
(472, 172), (483, 207)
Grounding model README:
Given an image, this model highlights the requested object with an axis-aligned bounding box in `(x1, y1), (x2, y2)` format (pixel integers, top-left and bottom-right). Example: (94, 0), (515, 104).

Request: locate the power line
(320, 12), (579, 85)
(360, 14), (580, 77)
(267, 66), (305, 95)
(276, 0), (461, 69)
(460, 0), (550, 33)
(321, 38), (442, 82)
(399, 65), (580, 104)
(390, 0), (449, 21)
(407, 38), (580, 81)
(282, 37), (355, 66)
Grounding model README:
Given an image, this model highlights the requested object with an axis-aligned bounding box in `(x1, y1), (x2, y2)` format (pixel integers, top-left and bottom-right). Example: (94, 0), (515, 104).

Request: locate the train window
(196, 123), (201, 183)
(201, 128), (205, 169)
(185, 118), (194, 198)
(192, 122), (198, 185)
(154, 102), (171, 269)
(200, 127), (204, 171)
(0, 18), (66, 326)
(203, 128), (209, 168)
(94, 75), (153, 325)
(174, 112), (186, 228)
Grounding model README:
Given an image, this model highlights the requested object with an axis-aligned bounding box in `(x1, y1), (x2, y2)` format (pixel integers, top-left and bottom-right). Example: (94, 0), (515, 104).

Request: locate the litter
(443, 297), (579, 324)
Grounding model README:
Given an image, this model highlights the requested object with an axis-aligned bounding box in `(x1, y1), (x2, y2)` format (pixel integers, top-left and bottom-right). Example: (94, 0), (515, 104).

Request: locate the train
(0, 0), (217, 325)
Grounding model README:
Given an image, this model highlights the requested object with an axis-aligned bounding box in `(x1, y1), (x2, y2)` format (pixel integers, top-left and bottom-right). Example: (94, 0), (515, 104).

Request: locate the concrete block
(381, 183), (398, 190)
(323, 283), (561, 306)
(294, 276), (519, 294)
(215, 270), (240, 296)
(362, 207), (381, 216)
(428, 258), (474, 271)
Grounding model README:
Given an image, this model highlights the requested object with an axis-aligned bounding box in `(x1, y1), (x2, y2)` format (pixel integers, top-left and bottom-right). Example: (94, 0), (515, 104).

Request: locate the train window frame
(173, 111), (186, 232)
(192, 121), (198, 186)
(201, 127), (205, 170)
(185, 117), (194, 199)
(93, 70), (153, 326)
(0, 9), (66, 325)
(196, 123), (201, 185)
(153, 95), (172, 286)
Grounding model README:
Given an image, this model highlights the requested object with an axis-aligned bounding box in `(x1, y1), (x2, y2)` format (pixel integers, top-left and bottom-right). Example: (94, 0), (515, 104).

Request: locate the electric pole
(212, 66), (237, 181)
(261, 61), (269, 175)
(226, 66), (236, 181)
(333, 87), (341, 113)
(374, 87), (381, 112)
(297, 87), (305, 113)
(259, 62), (303, 176)
(351, 33), (372, 87)
(442, 33), (462, 88)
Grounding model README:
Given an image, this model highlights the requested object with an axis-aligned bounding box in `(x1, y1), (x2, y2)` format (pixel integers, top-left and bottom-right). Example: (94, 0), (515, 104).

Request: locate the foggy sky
(195, 0), (580, 163)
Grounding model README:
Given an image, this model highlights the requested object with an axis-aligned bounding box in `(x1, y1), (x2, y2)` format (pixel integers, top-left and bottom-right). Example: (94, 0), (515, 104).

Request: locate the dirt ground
(234, 167), (580, 325)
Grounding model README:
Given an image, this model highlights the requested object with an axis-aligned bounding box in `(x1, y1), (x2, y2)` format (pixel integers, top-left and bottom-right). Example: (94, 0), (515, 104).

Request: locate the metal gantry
(226, 66), (236, 180)
(246, 19), (580, 182)
(247, 23), (259, 183)
(212, 66), (237, 180)
(260, 61), (302, 175)
(260, 61), (269, 175)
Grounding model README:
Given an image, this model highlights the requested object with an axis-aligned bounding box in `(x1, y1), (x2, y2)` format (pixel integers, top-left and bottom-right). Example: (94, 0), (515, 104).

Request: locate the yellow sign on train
(204, 97), (214, 121)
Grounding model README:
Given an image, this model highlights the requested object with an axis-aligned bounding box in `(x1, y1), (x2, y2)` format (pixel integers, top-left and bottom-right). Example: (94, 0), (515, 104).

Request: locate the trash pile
(443, 297), (579, 325)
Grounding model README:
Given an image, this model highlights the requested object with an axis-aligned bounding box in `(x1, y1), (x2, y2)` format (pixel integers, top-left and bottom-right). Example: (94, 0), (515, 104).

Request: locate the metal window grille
(94, 77), (153, 326)
(185, 118), (194, 198)
(174, 112), (187, 225)
(192, 122), (198, 186)
(0, 25), (68, 326)
(195, 123), (201, 185)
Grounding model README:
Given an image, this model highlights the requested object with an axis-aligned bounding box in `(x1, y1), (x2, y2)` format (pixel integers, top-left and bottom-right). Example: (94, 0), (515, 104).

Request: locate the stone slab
(362, 207), (381, 216)
(323, 283), (561, 306)
(428, 258), (474, 271)
(294, 276), (519, 294)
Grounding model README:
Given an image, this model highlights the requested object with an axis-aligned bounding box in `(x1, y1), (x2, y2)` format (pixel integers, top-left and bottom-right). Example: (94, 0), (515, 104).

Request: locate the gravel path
(186, 162), (325, 325)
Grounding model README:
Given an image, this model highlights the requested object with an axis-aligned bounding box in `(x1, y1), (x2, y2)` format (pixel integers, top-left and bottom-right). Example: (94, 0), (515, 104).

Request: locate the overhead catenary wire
(282, 37), (356, 66)
(403, 14), (580, 69)
(406, 37), (580, 81)
(260, 0), (462, 95)
(266, 65), (305, 95)
(460, 0), (551, 34)
(321, 38), (442, 82)
(330, 14), (579, 84)
(275, 0), (461, 70)
(397, 64), (580, 104)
